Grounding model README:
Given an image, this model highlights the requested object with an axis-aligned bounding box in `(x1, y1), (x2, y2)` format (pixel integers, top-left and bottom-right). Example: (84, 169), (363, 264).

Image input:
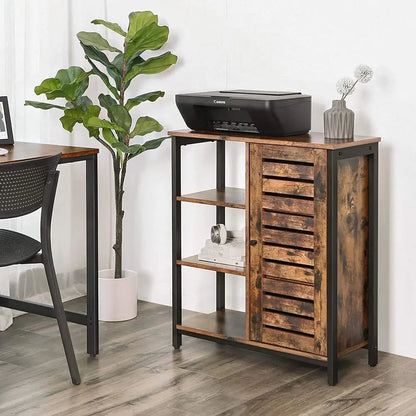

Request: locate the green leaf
(80, 44), (119, 76)
(125, 91), (165, 111)
(59, 105), (101, 136)
(112, 141), (146, 156)
(102, 128), (119, 146)
(125, 23), (169, 62)
(75, 95), (93, 111)
(130, 116), (163, 138)
(126, 11), (158, 42)
(124, 52), (177, 83)
(60, 108), (84, 132)
(86, 57), (119, 99)
(126, 54), (145, 74)
(91, 19), (126, 36)
(34, 78), (61, 95)
(108, 105), (132, 133)
(25, 100), (66, 110)
(108, 53), (124, 90)
(85, 116), (125, 131)
(142, 136), (169, 151)
(34, 67), (91, 101)
(77, 31), (121, 53)
(98, 94), (117, 110)
(55, 66), (90, 85)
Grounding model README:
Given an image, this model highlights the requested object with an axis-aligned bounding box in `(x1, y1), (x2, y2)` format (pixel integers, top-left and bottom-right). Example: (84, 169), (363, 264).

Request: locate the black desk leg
(216, 141), (225, 311)
(172, 137), (182, 349)
(368, 145), (379, 366)
(86, 154), (99, 356)
(327, 150), (338, 386)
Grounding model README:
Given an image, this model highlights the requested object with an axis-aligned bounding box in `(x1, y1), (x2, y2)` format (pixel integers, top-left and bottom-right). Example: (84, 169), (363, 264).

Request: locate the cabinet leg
(327, 361), (338, 386)
(368, 346), (378, 367)
(173, 330), (182, 350)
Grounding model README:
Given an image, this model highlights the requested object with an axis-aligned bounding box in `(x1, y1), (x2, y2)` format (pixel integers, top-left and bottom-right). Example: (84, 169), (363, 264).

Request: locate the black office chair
(0, 153), (80, 385)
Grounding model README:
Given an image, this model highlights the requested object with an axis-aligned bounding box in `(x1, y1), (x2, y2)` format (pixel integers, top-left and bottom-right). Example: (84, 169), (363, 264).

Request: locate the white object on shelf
(0, 148), (8, 156)
(198, 237), (246, 267)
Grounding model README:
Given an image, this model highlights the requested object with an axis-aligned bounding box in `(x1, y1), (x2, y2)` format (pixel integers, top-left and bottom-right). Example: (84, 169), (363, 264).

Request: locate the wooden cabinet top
(168, 129), (380, 150)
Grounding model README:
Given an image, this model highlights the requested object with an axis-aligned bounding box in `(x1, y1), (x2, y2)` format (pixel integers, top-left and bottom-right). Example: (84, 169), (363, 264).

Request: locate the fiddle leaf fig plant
(25, 11), (178, 279)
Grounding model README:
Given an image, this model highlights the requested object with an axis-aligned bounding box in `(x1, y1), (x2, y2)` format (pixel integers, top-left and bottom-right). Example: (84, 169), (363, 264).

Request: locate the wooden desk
(0, 141), (99, 356)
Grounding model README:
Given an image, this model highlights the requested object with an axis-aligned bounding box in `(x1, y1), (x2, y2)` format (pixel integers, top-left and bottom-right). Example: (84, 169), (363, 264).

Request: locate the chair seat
(0, 229), (41, 267)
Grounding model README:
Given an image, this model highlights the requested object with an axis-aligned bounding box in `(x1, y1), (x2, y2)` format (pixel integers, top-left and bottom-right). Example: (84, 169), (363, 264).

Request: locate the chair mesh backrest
(0, 153), (61, 219)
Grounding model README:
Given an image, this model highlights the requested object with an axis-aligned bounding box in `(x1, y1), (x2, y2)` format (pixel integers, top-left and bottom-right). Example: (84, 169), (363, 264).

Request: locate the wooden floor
(1, 299), (416, 416)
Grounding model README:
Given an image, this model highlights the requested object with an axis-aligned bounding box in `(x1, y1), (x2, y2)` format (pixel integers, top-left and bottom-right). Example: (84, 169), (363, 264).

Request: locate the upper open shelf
(177, 187), (246, 209)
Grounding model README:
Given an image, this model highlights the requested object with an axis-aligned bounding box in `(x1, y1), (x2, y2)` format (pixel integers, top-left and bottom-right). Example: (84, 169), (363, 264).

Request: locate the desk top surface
(0, 141), (99, 164)
(168, 129), (381, 150)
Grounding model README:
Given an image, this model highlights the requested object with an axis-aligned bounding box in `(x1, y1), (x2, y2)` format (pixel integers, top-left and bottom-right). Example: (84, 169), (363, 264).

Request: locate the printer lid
(176, 90), (306, 101)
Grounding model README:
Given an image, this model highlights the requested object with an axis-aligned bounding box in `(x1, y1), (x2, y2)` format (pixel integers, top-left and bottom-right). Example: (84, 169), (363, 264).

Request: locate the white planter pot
(98, 269), (138, 322)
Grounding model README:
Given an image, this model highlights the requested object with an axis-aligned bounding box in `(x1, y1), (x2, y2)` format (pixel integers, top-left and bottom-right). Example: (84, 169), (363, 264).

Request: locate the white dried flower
(354, 64), (373, 83)
(336, 77), (355, 96)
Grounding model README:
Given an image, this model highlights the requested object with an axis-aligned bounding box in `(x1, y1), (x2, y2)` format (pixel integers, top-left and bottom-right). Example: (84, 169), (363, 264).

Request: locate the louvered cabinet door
(248, 143), (328, 356)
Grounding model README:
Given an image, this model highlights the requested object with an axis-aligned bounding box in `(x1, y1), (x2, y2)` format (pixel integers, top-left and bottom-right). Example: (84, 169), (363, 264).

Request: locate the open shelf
(178, 255), (246, 276)
(177, 187), (246, 209)
(178, 309), (246, 340)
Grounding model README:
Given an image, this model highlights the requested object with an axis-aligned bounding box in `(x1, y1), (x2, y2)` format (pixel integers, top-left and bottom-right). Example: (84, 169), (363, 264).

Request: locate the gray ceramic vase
(323, 99), (354, 139)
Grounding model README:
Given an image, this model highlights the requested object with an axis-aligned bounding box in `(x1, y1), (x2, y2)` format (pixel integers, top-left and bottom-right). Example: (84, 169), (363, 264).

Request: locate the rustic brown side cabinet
(170, 129), (380, 385)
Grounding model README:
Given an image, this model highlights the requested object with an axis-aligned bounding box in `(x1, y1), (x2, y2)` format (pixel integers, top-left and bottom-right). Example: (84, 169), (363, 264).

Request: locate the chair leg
(43, 257), (81, 385)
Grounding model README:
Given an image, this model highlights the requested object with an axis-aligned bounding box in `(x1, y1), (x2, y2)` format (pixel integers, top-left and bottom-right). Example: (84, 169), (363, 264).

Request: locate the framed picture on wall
(0, 96), (14, 145)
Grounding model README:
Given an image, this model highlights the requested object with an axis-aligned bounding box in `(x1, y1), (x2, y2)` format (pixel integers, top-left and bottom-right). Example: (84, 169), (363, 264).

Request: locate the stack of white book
(198, 237), (245, 267)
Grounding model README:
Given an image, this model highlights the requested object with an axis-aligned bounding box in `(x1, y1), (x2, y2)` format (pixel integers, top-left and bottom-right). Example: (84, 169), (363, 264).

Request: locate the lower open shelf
(177, 309), (328, 362)
(178, 309), (246, 340)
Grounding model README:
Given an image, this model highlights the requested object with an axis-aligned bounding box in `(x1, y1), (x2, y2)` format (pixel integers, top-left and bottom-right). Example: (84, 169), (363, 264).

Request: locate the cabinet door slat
(262, 326), (315, 353)
(262, 161), (314, 180)
(262, 145), (314, 163)
(263, 195), (314, 216)
(262, 211), (314, 232)
(263, 294), (314, 317)
(263, 277), (314, 300)
(263, 178), (314, 198)
(262, 311), (314, 335)
(263, 261), (314, 284)
(262, 228), (314, 249)
(263, 245), (314, 267)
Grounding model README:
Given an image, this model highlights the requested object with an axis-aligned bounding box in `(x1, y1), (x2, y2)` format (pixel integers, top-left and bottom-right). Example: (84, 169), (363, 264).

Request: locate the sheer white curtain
(0, 0), (112, 330)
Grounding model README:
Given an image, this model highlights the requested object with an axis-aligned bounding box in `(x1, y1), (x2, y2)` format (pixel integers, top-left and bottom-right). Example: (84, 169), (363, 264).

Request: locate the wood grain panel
(263, 245), (314, 267)
(262, 145), (314, 163)
(262, 311), (314, 335)
(312, 149), (328, 356)
(262, 211), (314, 232)
(262, 161), (314, 180)
(263, 277), (314, 300)
(248, 143), (263, 342)
(263, 261), (314, 284)
(337, 155), (369, 354)
(262, 326), (315, 353)
(263, 178), (314, 198)
(178, 187), (246, 209)
(262, 195), (314, 216)
(263, 294), (314, 317)
(262, 228), (314, 249)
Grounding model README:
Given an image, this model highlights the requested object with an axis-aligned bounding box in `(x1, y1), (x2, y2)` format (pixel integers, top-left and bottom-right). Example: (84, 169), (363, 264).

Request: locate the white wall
(4, 0), (414, 359)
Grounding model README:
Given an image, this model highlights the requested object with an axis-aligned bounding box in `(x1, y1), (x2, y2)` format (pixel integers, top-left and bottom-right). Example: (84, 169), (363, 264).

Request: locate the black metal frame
(172, 135), (379, 386)
(0, 153), (99, 356)
(326, 143), (379, 385)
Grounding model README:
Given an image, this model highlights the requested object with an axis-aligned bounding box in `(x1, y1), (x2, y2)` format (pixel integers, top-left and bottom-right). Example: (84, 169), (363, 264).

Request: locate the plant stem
(342, 79), (359, 100)
(113, 154), (123, 279)
(113, 41), (129, 279)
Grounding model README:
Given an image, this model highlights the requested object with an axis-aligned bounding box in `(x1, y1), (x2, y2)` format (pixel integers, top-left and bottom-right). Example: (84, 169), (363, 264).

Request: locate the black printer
(176, 90), (311, 137)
